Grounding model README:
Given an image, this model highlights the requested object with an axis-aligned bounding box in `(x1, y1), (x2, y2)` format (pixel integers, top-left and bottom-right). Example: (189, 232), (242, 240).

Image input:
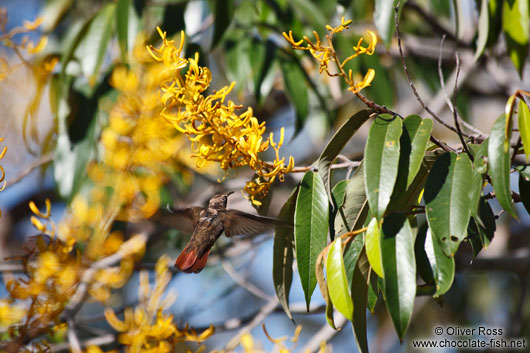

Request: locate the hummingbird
(160, 191), (286, 273)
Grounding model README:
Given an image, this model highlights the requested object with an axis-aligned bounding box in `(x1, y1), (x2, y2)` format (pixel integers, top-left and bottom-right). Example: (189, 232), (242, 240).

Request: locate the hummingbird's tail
(175, 244), (210, 273)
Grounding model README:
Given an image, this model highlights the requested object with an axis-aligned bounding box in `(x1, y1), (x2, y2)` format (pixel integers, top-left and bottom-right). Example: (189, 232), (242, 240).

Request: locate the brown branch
(394, 4), (465, 147)
(451, 52), (473, 160)
(63, 230), (151, 319)
(5, 152), (53, 189)
(225, 297), (279, 351)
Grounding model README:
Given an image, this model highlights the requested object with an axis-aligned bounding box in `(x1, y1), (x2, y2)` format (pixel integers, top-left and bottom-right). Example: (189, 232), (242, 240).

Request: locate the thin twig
(67, 319), (82, 353)
(5, 152), (53, 188)
(225, 297), (279, 351)
(394, 4), (464, 141)
(290, 160), (361, 173)
(221, 260), (274, 301)
(452, 52), (473, 160)
(63, 230), (151, 319)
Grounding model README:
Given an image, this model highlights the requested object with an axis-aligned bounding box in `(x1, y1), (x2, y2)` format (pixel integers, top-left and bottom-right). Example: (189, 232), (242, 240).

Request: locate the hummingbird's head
(209, 191), (233, 208)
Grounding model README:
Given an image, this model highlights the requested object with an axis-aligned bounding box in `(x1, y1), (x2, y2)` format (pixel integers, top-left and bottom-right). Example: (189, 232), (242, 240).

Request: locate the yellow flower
(104, 255), (214, 352)
(0, 300), (26, 327)
(149, 28), (294, 204)
(283, 18), (377, 95)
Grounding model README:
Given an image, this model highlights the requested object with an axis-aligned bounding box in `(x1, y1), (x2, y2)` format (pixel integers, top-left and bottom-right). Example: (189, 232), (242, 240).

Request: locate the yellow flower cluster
(3, 201), (83, 350)
(103, 255), (214, 353)
(148, 28), (294, 205)
(283, 17), (377, 94)
(0, 10), (48, 80)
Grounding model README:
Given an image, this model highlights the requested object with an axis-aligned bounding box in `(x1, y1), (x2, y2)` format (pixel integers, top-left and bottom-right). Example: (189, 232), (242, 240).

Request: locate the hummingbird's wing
(220, 210), (288, 237)
(154, 206), (203, 233)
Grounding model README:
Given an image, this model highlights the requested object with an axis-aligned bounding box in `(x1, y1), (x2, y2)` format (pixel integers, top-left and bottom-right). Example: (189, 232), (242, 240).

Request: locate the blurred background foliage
(0, 0), (529, 352)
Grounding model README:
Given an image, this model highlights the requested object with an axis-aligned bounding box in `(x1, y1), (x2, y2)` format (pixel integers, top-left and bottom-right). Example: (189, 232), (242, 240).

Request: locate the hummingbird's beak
(225, 191), (234, 197)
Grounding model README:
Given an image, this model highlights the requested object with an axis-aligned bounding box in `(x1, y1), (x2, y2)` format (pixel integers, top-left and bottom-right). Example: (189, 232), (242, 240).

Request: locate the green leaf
(380, 214), (416, 341)
(335, 163), (369, 234)
(318, 109), (372, 204)
(295, 171), (329, 310)
(364, 115), (402, 221)
(467, 198), (496, 257)
(224, 36), (251, 92)
(249, 39), (277, 104)
(423, 226), (455, 297)
(211, 0), (235, 48)
(54, 102), (99, 201)
(414, 223), (435, 285)
(502, 0), (529, 76)
(488, 114), (517, 217)
(351, 249), (370, 353)
(327, 238), (353, 320)
(289, 0), (326, 32)
(280, 58), (309, 134)
(518, 100), (530, 162)
(316, 250), (336, 329)
(273, 187), (298, 321)
(374, 0), (404, 48)
(330, 180), (348, 240)
(402, 116), (433, 188)
(343, 235), (365, 284)
(469, 140), (489, 221)
(425, 152), (473, 257)
(365, 217), (383, 278)
(518, 167), (530, 215)
(116, 0), (130, 61)
(40, 0), (73, 31)
(474, 0), (490, 60)
(75, 4), (116, 86)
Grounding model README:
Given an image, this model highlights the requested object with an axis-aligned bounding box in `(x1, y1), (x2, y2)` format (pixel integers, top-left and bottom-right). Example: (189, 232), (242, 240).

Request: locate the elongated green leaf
(250, 39), (277, 104)
(330, 180), (348, 240)
(519, 167), (530, 215)
(295, 171), (329, 310)
(289, 0), (326, 31)
(502, 0), (529, 75)
(470, 140), (489, 221)
(423, 227), (455, 296)
(318, 109), (372, 203)
(518, 100), (530, 162)
(75, 4), (116, 86)
(40, 0), (74, 31)
(280, 58), (309, 134)
(212, 0), (234, 48)
(488, 114), (516, 217)
(316, 251), (336, 329)
(381, 214), (416, 340)
(374, 0), (404, 48)
(402, 116), (433, 187)
(343, 235), (365, 284)
(365, 217), (383, 278)
(367, 279), (378, 314)
(474, 0), (490, 60)
(387, 116), (433, 214)
(364, 115), (402, 221)
(414, 223), (435, 285)
(116, 0), (130, 61)
(273, 188), (298, 321)
(327, 238), (353, 320)
(468, 198), (496, 257)
(224, 36), (251, 91)
(335, 163), (369, 234)
(351, 249), (370, 353)
(425, 152), (473, 256)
